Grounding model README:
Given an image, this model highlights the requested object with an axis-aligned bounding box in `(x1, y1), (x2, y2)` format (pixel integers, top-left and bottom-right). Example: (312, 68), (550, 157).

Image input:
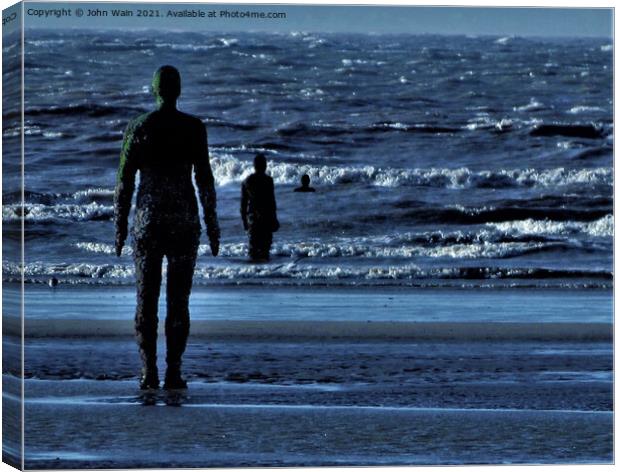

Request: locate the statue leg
(164, 232), (199, 388)
(133, 239), (164, 388)
(248, 227), (260, 260)
(248, 226), (272, 261)
(261, 230), (273, 260)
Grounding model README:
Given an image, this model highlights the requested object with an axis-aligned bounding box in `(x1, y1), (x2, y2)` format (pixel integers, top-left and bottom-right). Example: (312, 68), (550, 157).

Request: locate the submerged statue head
(152, 65), (181, 106)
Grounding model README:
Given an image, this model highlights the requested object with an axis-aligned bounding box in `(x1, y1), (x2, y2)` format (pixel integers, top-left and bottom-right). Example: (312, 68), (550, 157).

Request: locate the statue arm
(194, 123), (220, 256)
(269, 177), (279, 232)
(240, 182), (248, 231)
(113, 122), (139, 256)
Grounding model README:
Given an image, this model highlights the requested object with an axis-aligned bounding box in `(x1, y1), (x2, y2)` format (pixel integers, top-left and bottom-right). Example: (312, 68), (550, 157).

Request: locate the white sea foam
(167, 44), (217, 52)
(514, 99), (546, 112)
(279, 241), (547, 260)
(3, 127), (20, 138)
(195, 264), (608, 284)
(250, 53), (273, 61)
(4, 260), (611, 290)
(74, 236), (580, 262)
(218, 37), (238, 47)
(3, 42), (17, 53)
(75, 242), (131, 256)
(495, 36), (511, 45)
(72, 188), (114, 199)
(300, 88), (325, 98)
(567, 106), (605, 114)
(301, 35), (327, 48)
(24, 125), (42, 136)
(4, 261), (134, 280)
(190, 263), (437, 282)
(465, 117), (512, 132)
(2, 202), (113, 223)
(488, 215), (613, 238)
(26, 39), (66, 47)
(584, 215), (614, 237)
(421, 242), (546, 259)
(154, 40), (233, 51)
(341, 58), (368, 66)
(210, 154), (612, 189)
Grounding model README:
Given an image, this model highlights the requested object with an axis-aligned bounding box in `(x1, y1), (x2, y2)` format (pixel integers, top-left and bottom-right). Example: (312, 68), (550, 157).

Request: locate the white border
(0, 2), (615, 472)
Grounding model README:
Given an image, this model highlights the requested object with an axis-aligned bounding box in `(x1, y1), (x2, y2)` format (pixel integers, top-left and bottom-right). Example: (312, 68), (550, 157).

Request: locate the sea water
(2, 32), (613, 290)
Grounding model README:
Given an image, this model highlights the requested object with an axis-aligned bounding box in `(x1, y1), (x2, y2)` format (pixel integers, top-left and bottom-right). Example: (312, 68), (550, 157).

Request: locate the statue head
(301, 174), (310, 187)
(152, 65), (181, 106)
(254, 153), (267, 174)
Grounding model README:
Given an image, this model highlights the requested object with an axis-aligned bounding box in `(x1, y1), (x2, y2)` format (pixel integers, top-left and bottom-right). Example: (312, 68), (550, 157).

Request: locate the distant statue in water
(114, 65), (220, 390)
(241, 153), (279, 261)
(294, 174), (315, 193)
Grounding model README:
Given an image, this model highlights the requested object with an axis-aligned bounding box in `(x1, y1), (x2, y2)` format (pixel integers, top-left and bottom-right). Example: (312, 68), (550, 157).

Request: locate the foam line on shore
(14, 319), (612, 341)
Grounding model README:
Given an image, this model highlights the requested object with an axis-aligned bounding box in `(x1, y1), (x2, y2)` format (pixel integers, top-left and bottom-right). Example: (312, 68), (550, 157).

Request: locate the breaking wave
(488, 215), (613, 238)
(75, 240), (562, 260)
(2, 202), (114, 224)
(75, 218), (611, 260)
(210, 154), (612, 189)
(3, 260), (611, 287)
(2, 202), (113, 223)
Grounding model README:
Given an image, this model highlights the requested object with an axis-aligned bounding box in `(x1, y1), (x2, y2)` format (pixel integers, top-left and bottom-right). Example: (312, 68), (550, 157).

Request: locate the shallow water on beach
(8, 335), (614, 467)
(2, 30), (613, 288)
(12, 284), (614, 323)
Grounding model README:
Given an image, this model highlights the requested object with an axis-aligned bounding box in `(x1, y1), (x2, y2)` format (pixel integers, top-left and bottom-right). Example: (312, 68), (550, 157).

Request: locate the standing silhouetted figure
(241, 153), (279, 261)
(114, 65), (220, 390)
(294, 174), (316, 192)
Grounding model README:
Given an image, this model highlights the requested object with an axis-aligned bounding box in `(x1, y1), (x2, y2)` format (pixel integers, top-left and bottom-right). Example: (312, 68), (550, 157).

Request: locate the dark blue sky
(14, 2), (613, 37)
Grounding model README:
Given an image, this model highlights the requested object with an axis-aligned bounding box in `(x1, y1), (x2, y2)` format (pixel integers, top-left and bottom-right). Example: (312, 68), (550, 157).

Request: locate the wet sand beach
(2, 285), (613, 467)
